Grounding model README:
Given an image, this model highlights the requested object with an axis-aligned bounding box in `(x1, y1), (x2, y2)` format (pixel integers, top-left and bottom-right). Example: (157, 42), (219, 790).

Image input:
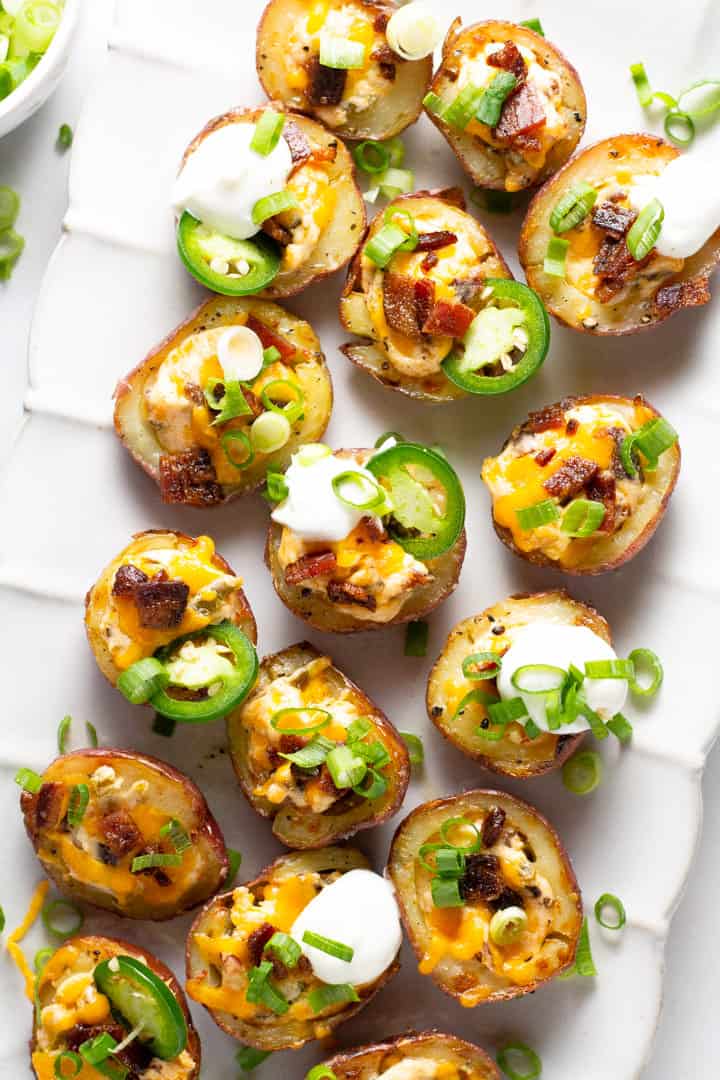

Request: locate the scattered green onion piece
(0, 905), (4, 933)
(549, 181), (597, 233)
(434, 846), (466, 878)
(664, 109), (694, 146)
(226, 848), (242, 887)
(332, 469), (386, 511)
(417, 841), (450, 874)
(562, 750), (602, 795)
(14, 767), (43, 794)
(516, 498), (560, 530)
(487, 697), (528, 726)
(35, 946), (55, 972)
(346, 716), (372, 742)
(57, 714), (72, 754)
(263, 345), (281, 366)
(265, 931), (301, 968)
(85, 721), (98, 748)
(462, 652), (501, 680)
(319, 32), (365, 69)
(441, 816), (481, 853)
(306, 1068), (337, 1080)
(431, 876), (464, 908)
(251, 189), (299, 226)
(404, 620), (429, 657)
(264, 470), (289, 503)
(490, 905), (528, 945)
(280, 735), (335, 770)
(250, 411), (291, 454)
(374, 430), (406, 447)
(302, 930), (354, 963)
(308, 983), (359, 1014)
(524, 717), (542, 740)
(364, 221), (418, 268)
(423, 91), (444, 115)
(54, 1051), (83, 1078)
(117, 657), (169, 705)
(520, 17), (545, 35)
(677, 79), (720, 119)
(251, 109), (285, 156)
(131, 852), (183, 873)
(626, 197), (664, 260)
(607, 712), (633, 744)
(271, 706), (332, 736)
(326, 744), (367, 790)
(633, 417), (678, 466)
(377, 166), (414, 199)
(627, 648), (663, 697)
(575, 915), (597, 976)
(352, 766), (388, 800)
(584, 659), (634, 679)
(543, 234), (569, 277)
(585, 703), (609, 741)
(441, 82), (486, 130)
(652, 90), (678, 109)
(42, 898), (84, 940)
(496, 1042), (542, 1080)
(57, 123), (73, 151)
(595, 892), (626, 930)
(352, 140), (391, 174)
(630, 62), (653, 107)
(0, 226), (24, 279)
(159, 818), (191, 853)
(354, 739), (390, 767)
(237, 1047), (272, 1072)
(246, 961), (289, 1015)
(0, 185), (20, 231)
(296, 442), (332, 465)
(511, 664), (566, 695)
(152, 713), (176, 737)
(67, 784), (89, 827)
(385, 137), (405, 166)
(561, 498), (606, 537)
(14, 2), (61, 53)
(476, 71), (517, 127)
(260, 379), (304, 423)
(221, 429), (254, 470)
(205, 378), (252, 425)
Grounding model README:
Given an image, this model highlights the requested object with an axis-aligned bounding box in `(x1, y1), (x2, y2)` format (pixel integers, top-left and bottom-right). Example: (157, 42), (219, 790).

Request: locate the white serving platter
(1, 1), (719, 1077)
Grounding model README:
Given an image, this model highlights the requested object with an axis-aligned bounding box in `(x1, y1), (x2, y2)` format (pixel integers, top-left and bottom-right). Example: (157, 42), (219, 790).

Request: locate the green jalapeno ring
(150, 620), (258, 723)
(442, 279), (550, 396)
(177, 212), (280, 296)
(93, 954), (187, 1061)
(367, 442), (465, 561)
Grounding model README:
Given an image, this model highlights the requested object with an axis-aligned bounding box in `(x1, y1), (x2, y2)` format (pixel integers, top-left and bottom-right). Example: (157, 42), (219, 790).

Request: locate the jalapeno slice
(177, 211), (280, 296)
(93, 955), (187, 1061)
(149, 620), (258, 723)
(367, 442), (465, 560)
(442, 279), (549, 395)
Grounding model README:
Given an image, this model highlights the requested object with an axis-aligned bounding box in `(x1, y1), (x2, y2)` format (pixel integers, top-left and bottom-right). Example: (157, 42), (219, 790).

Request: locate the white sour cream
(271, 451), (382, 542)
(497, 623), (628, 734)
(291, 869), (402, 986)
(172, 122), (292, 240)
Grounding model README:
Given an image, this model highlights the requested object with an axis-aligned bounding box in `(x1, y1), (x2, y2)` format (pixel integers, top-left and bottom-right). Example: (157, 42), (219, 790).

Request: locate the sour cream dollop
(497, 623), (628, 735)
(291, 869), (402, 986)
(172, 123), (292, 240)
(271, 450), (382, 542)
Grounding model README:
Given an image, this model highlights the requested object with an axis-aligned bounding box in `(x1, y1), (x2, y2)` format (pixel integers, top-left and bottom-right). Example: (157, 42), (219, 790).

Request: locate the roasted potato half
(175, 106), (365, 300)
(387, 790), (582, 1005)
(315, 1031), (500, 1079)
(482, 394), (681, 574)
(256, 0), (432, 141)
(519, 133), (720, 334)
(186, 846), (401, 1049)
(227, 641), (410, 847)
(340, 187), (545, 404)
(31, 935), (200, 1079)
(265, 444), (467, 633)
(426, 590), (613, 776)
(425, 20), (586, 192)
(114, 295), (333, 506)
(20, 748), (228, 920)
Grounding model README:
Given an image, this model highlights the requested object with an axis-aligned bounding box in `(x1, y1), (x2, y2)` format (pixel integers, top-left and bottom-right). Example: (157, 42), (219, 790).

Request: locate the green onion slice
(117, 657), (169, 705)
(221, 429), (254, 470)
(265, 931), (301, 968)
(331, 469), (387, 512)
(543, 234), (569, 277)
(664, 109), (695, 146)
(237, 1047), (272, 1072)
(67, 784), (89, 827)
(0, 227), (25, 280)
(496, 1042), (542, 1080)
(159, 818), (191, 853)
(57, 714), (72, 754)
(54, 1051), (83, 1078)
(520, 17), (544, 34)
(431, 876), (464, 908)
(250, 411), (291, 454)
(441, 816), (482, 853)
(306, 1068), (337, 1080)
(633, 416), (678, 467)
(364, 221), (418, 268)
(226, 848), (242, 887)
(584, 659), (633, 679)
(595, 892), (626, 930)
(400, 732), (424, 767)
(489, 905), (528, 945)
(626, 197), (664, 260)
(308, 982), (359, 1014)
(260, 379), (304, 423)
(319, 32), (365, 69)
(516, 498), (559, 530)
(302, 930), (354, 962)
(677, 79), (720, 118)
(550, 181), (598, 233)
(35, 946), (55, 972)
(42, 898), (84, 940)
(562, 750), (602, 795)
(246, 961), (289, 1015)
(607, 712), (633, 744)
(487, 696), (527, 726)
(476, 71), (517, 127)
(627, 648), (663, 697)
(462, 652), (502, 680)
(326, 744), (367, 790)
(441, 82), (486, 130)
(79, 1032), (117, 1066)
(575, 915), (597, 976)
(352, 140), (390, 174)
(280, 735), (335, 770)
(57, 123), (73, 151)
(85, 721), (99, 748)
(418, 842), (462, 876)
(0, 186), (20, 231)
(346, 716), (372, 742)
(561, 498), (606, 537)
(264, 470), (289, 503)
(630, 62), (653, 107)
(271, 707), (332, 736)
(404, 620), (429, 657)
(131, 852), (183, 873)
(251, 109), (285, 156)
(251, 190), (299, 226)
(377, 166), (414, 199)
(205, 378), (253, 425)
(511, 663), (566, 695)
(15, 767), (43, 793)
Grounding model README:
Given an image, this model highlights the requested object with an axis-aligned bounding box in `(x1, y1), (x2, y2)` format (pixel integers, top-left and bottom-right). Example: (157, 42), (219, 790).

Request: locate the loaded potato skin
(387, 790), (582, 1005)
(31, 935), (201, 1079)
(426, 20), (586, 193)
(20, 749), (228, 921)
(256, 0), (433, 141)
(482, 394), (681, 575)
(227, 641), (410, 847)
(114, 295), (333, 507)
(519, 134), (720, 334)
(316, 1030), (501, 1079)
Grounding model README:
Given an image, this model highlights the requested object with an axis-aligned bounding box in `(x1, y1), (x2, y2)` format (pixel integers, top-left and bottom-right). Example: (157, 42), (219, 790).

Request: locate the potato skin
(20, 748), (228, 921)
(186, 847), (400, 1050)
(31, 934), (201, 1078)
(84, 529), (257, 687)
(426, 590), (610, 777)
(227, 641), (410, 847)
(178, 106), (366, 299)
(114, 295), (333, 504)
(256, 0), (432, 141)
(519, 133), (720, 334)
(387, 789), (582, 1005)
(339, 188), (513, 403)
(317, 1030), (500, 1079)
(486, 394), (680, 575)
(426, 20), (586, 192)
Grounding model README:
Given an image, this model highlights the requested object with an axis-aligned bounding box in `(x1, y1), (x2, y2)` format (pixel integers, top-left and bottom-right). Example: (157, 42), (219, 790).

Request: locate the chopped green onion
(633, 417), (678, 466)
(221, 429), (254, 470)
(14, 2), (61, 52)
(296, 442), (332, 466)
(205, 378), (252, 425)
(131, 852), (183, 873)
(364, 220), (418, 268)
(265, 931), (301, 968)
(575, 915), (597, 976)
(561, 498), (606, 537)
(550, 181), (598, 233)
(236, 1047), (272, 1072)
(42, 898), (84, 940)
(516, 499), (560, 530)
(0, 227), (24, 280)
(271, 706), (331, 736)
(441, 816), (481, 853)
(246, 962), (289, 1015)
(0, 185), (20, 231)
(308, 982), (359, 1014)
(152, 713), (176, 737)
(607, 712), (633, 744)
(55, 1050), (83, 1078)
(462, 652), (502, 680)
(352, 766), (388, 800)
(0, 905), (4, 934)
(543, 235), (569, 277)
(423, 91), (444, 115)
(251, 411), (291, 454)
(354, 739), (390, 767)
(85, 721), (98, 748)
(67, 784), (89, 827)
(226, 848), (242, 887)
(377, 166), (415, 199)
(57, 714), (72, 754)
(385, 137), (405, 166)
(487, 697), (528, 726)
(677, 79), (720, 119)
(326, 744), (367, 789)
(627, 648), (663, 697)
(476, 72), (517, 127)
(375, 430), (406, 447)
(562, 750), (602, 795)
(626, 198), (664, 260)
(431, 876), (464, 908)
(280, 735), (335, 770)
(418, 841), (457, 875)
(15, 767), (43, 794)
(79, 1032), (117, 1066)
(264, 470), (289, 503)
(251, 109), (285, 156)
(35, 946), (55, 973)
(252, 189), (299, 226)
(630, 62), (653, 107)
(332, 469), (387, 511)
(346, 717), (372, 742)
(404, 619), (429, 657)
(319, 32), (365, 68)
(260, 379), (304, 423)
(520, 17), (545, 35)
(263, 345), (281, 366)
(441, 82), (486, 129)
(664, 109), (694, 146)
(490, 905), (528, 945)
(595, 892), (626, 930)
(306, 1068), (337, 1080)
(159, 818), (191, 853)
(584, 659), (634, 679)
(511, 664), (566, 695)
(401, 732), (424, 767)
(524, 717), (542, 739)
(57, 123), (73, 151)
(496, 1042), (542, 1080)
(302, 930), (354, 963)
(117, 657), (169, 705)
(352, 140), (391, 174)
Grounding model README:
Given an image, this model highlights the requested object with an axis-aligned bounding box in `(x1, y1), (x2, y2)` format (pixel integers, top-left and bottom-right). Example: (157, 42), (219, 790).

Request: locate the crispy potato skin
(339, 188), (513, 403)
(227, 641), (410, 847)
(426, 590), (609, 777)
(318, 1030), (500, 1079)
(31, 934), (201, 1078)
(178, 106), (366, 299)
(487, 394), (680, 575)
(84, 529), (257, 687)
(387, 790), (582, 1005)
(114, 295), (333, 504)
(426, 20), (586, 192)
(519, 133), (720, 334)
(186, 847), (400, 1050)
(256, 0), (432, 141)
(20, 749), (228, 920)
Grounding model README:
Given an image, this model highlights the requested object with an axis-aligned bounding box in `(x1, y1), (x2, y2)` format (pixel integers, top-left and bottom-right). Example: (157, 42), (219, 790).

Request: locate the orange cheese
(186, 978), (258, 1020)
(334, 522), (408, 577)
(7, 879), (49, 1000)
(32, 1052), (99, 1080)
(419, 903), (489, 975)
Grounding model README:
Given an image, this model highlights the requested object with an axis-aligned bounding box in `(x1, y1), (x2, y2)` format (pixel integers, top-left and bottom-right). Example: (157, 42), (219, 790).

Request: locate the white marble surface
(0, 1), (718, 1077)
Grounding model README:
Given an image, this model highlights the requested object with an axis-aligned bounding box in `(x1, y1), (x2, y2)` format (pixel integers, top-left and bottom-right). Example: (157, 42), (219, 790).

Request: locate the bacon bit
(460, 853), (503, 902)
(248, 922), (276, 967)
(262, 217), (293, 247)
(543, 455), (599, 500)
(371, 43), (396, 81)
(159, 449), (224, 507)
(489, 886), (525, 912)
(524, 402), (565, 433)
(282, 120), (312, 167)
(100, 810), (143, 858)
(584, 473), (617, 533)
(285, 551), (338, 586)
(327, 580), (377, 610)
(654, 276), (711, 312)
(373, 10), (390, 32)
(112, 564), (149, 597)
(487, 40), (527, 83)
(421, 252), (439, 273)
(422, 298), (476, 338)
(184, 381), (205, 406)
(591, 201), (636, 237)
(452, 278), (487, 306)
(534, 448), (556, 467)
(34, 782), (66, 830)
(495, 82), (546, 145)
(246, 315), (296, 362)
(594, 236), (652, 302)
(414, 230), (459, 252)
(383, 273), (436, 340)
(565, 418), (579, 435)
(360, 515), (386, 541)
(66, 1023), (153, 1072)
(606, 426), (630, 478)
(306, 56), (347, 106)
(481, 806), (506, 848)
(134, 579), (190, 630)
(278, 734), (306, 755)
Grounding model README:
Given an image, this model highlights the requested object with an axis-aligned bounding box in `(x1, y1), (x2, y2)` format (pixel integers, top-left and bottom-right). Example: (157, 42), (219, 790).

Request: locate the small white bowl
(0, 0), (82, 140)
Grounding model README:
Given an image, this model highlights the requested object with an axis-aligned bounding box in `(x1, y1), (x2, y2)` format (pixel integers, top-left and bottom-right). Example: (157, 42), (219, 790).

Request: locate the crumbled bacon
(99, 810), (143, 858)
(262, 217), (293, 247)
(414, 231), (458, 252)
(383, 273), (436, 340)
(489, 887), (525, 912)
(495, 82), (546, 147)
(359, 515), (386, 541)
(534, 448), (556, 467)
(524, 402), (566, 433)
(242, 389), (264, 418)
(373, 9), (390, 32)
(584, 473), (616, 533)
(66, 1023), (153, 1072)
(422, 298), (476, 338)
(246, 315), (297, 362)
(284, 551), (337, 586)
(34, 782), (66, 830)
(159, 448), (224, 507)
(112, 564), (149, 597)
(247, 922), (276, 967)
(421, 252), (439, 273)
(460, 853), (503, 902)
(184, 381), (205, 406)
(591, 201), (636, 237)
(371, 43), (396, 80)
(306, 56), (347, 106)
(327, 580), (377, 610)
(654, 276), (711, 313)
(282, 120), (312, 167)
(481, 806), (506, 848)
(543, 455), (599, 500)
(487, 40), (527, 83)
(134, 579), (189, 630)
(565, 418), (579, 435)
(593, 236), (651, 302)
(606, 426), (630, 479)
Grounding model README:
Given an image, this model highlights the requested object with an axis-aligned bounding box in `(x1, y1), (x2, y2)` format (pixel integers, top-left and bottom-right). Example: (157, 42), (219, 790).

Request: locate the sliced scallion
(515, 498), (560, 530)
(54, 1050), (83, 1078)
(584, 659), (634, 679)
(404, 620), (429, 657)
(251, 109), (285, 156)
(496, 1042), (542, 1080)
(260, 379), (304, 423)
(664, 109), (694, 146)
(575, 915), (597, 976)
(376, 166), (414, 199)
(489, 905), (527, 945)
(57, 123), (73, 151)
(352, 766), (388, 800)
(131, 852), (183, 873)
(319, 32), (365, 69)
(476, 71), (517, 127)
(14, 767), (42, 794)
(237, 1047), (272, 1072)
(279, 735), (335, 770)
(595, 892), (626, 930)
(431, 875), (464, 908)
(306, 1068), (337, 1080)
(35, 946), (55, 972)
(677, 79), (720, 118)
(633, 417), (678, 466)
(85, 721), (98, 748)
(607, 712), (633, 744)
(630, 61), (653, 107)
(57, 714), (72, 754)
(42, 898), (84, 940)
(562, 750), (602, 795)
(543, 235), (569, 277)
(364, 220), (418, 268)
(511, 664), (566, 695)
(352, 140), (390, 174)
(441, 816), (481, 853)
(423, 90), (444, 115)
(246, 961), (289, 1015)
(67, 784), (89, 827)
(308, 982), (359, 1014)
(226, 848), (242, 887)
(0, 185), (20, 230)
(550, 181), (597, 233)
(326, 745), (367, 789)
(302, 930), (354, 963)
(626, 198), (664, 260)
(265, 931), (301, 968)
(332, 469), (386, 511)
(264, 470), (289, 503)
(561, 498), (606, 537)
(250, 411), (291, 454)
(159, 818), (192, 853)
(204, 378), (252, 425)
(487, 696), (528, 726)
(520, 17), (545, 35)
(221, 429), (254, 470)
(627, 648), (663, 697)
(462, 652), (502, 680)
(252, 189), (299, 226)
(117, 657), (169, 705)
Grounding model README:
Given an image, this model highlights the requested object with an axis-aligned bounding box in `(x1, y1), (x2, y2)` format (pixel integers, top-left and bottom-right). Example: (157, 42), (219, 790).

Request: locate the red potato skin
(318, 1030), (501, 1079)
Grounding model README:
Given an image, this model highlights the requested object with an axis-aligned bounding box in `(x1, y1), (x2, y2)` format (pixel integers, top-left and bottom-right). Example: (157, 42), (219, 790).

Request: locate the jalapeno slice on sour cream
(93, 955), (188, 1060)
(177, 211), (280, 296)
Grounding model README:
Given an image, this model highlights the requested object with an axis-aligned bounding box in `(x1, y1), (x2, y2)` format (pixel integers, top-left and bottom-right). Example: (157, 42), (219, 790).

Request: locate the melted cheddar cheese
(278, 164), (337, 272)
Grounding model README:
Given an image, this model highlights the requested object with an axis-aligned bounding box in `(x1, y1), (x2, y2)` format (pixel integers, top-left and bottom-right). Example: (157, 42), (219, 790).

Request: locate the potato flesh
(323, 1032), (500, 1080)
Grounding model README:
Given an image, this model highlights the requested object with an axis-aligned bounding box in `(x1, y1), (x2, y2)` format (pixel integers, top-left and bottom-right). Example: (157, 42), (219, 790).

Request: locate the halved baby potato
(426, 590), (609, 777)
(227, 641), (410, 847)
(186, 846), (400, 1050)
(315, 1031), (500, 1079)
(519, 133), (720, 334)
(114, 295), (333, 506)
(387, 789), (582, 1005)
(31, 935), (200, 1079)
(176, 106), (366, 299)
(482, 394), (681, 575)
(426, 20), (586, 192)
(256, 0), (433, 141)
(20, 749), (228, 920)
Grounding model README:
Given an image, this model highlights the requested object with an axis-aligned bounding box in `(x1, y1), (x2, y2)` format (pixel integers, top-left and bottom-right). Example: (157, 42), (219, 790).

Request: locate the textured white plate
(1, 1), (719, 1077)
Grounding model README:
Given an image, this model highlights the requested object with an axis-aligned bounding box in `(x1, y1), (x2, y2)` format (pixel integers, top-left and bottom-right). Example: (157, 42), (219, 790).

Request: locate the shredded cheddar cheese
(6, 879), (49, 999)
